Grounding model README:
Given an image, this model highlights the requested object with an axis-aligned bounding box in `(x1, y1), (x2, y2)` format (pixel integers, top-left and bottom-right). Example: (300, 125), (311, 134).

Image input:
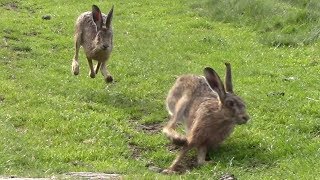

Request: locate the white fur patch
(202, 76), (221, 102)
(166, 103), (173, 116)
(202, 76), (214, 91)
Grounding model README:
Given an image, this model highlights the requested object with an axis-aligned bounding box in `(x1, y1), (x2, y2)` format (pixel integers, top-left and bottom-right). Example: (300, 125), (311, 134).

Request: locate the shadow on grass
(79, 85), (164, 122)
(163, 138), (276, 173)
(209, 140), (276, 170)
(161, 138), (275, 174)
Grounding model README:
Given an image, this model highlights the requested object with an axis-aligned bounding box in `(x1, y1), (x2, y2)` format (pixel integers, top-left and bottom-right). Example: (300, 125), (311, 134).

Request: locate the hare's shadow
(208, 140), (276, 169)
(165, 139), (276, 173)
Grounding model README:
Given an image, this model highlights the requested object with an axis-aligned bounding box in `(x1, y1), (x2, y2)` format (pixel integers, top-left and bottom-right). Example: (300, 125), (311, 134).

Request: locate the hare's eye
(227, 100), (234, 107)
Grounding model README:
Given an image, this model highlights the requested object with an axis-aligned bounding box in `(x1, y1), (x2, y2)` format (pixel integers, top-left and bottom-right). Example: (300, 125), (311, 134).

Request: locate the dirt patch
(311, 125), (320, 138)
(3, 35), (19, 41)
(0, 95), (4, 102)
(1, 2), (19, 11)
(1, 1), (39, 13)
(12, 45), (32, 52)
(159, 155), (198, 174)
(69, 160), (94, 169)
(128, 142), (147, 160)
(179, 155), (198, 172)
(23, 31), (41, 37)
(167, 143), (181, 152)
(138, 122), (163, 134)
(159, 143), (198, 174)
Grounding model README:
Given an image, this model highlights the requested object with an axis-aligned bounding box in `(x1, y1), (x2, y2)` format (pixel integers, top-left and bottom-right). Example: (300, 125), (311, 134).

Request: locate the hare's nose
(242, 115), (249, 121)
(102, 45), (109, 49)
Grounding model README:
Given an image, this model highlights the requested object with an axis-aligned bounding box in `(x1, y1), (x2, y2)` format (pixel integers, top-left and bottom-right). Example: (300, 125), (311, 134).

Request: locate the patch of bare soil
(178, 155), (198, 173)
(167, 143), (181, 152)
(128, 142), (147, 160)
(1, 2), (19, 11)
(0, 95), (4, 102)
(155, 155), (198, 174)
(138, 122), (163, 134)
(23, 31), (41, 37)
(148, 143), (198, 174)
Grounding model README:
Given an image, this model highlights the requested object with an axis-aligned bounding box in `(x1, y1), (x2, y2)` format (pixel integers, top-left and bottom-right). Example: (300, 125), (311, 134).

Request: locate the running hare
(162, 63), (249, 173)
(71, 5), (114, 83)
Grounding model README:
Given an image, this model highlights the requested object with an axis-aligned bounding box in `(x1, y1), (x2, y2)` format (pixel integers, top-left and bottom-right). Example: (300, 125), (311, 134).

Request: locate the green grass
(193, 0), (320, 47)
(0, 0), (319, 179)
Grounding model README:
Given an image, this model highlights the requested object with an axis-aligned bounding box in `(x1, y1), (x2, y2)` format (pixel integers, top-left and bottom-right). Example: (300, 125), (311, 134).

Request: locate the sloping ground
(192, 0), (320, 46)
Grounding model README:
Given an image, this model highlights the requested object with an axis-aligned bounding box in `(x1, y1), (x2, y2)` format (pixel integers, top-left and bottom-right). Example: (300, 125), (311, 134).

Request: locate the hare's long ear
(204, 67), (226, 103)
(225, 62), (234, 93)
(105, 5), (114, 28)
(92, 5), (103, 30)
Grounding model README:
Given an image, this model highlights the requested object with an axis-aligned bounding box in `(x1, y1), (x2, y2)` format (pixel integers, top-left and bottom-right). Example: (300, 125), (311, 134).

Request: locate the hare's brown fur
(163, 63), (249, 173)
(71, 5), (114, 83)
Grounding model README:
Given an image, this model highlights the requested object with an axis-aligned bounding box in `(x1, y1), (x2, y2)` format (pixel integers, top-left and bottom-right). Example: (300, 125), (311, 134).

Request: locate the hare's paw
(72, 60), (79, 75)
(161, 168), (177, 174)
(197, 160), (213, 167)
(105, 75), (113, 83)
(89, 70), (96, 78)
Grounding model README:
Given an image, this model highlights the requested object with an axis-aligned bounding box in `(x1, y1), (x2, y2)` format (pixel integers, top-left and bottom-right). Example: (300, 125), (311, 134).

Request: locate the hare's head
(92, 5), (113, 51)
(204, 63), (249, 125)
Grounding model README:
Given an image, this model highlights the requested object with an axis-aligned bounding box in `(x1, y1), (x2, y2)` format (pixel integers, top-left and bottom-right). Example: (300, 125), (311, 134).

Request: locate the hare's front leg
(197, 146), (212, 166)
(72, 33), (81, 75)
(87, 58), (95, 78)
(95, 62), (101, 74)
(101, 61), (113, 83)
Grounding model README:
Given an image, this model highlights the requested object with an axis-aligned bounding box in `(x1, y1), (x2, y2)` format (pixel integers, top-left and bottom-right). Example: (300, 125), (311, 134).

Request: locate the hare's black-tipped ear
(204, 67), (226, 102)
(105, 5), (114, 28)
(225, 62), (234, 93)
(92, 5), (103, 30)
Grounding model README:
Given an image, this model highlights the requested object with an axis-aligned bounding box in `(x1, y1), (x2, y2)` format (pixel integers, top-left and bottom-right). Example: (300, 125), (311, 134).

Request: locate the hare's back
(167, 75), (203, 101)
(166, 75), (217, 117)
(167, 75), (218, 103)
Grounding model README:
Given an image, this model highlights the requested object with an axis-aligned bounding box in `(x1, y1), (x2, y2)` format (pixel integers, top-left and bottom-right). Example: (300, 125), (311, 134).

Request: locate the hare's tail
(163, 126), (187, 146)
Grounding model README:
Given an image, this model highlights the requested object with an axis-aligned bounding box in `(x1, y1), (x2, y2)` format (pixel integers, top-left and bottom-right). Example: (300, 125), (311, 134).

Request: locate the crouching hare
(162, 63), (249, 173)
(71, 5), (114, 83)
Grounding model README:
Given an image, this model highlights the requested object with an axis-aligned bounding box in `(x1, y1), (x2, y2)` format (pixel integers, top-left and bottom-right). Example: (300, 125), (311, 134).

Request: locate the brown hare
(162, 63), (249, 173)
(71, 5), (114, 83)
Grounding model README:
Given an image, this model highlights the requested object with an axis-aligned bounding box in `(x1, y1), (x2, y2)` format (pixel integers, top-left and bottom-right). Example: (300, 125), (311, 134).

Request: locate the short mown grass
(0, 0), (319, 179)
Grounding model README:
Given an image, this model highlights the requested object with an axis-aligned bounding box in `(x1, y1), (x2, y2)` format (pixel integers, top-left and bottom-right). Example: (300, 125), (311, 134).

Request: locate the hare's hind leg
(164, 94), (189, 130)
(197, 146), (209, 166)
(162, 144), (192, 174)
(163, 95), (190, 145)
(87, 58), (95, 78)
(72, 32), (81, 75)
(101, 61), (113, 83)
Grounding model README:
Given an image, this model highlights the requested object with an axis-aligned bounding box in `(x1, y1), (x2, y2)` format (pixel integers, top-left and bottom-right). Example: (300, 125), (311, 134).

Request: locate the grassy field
(0, 0), (319, 179)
